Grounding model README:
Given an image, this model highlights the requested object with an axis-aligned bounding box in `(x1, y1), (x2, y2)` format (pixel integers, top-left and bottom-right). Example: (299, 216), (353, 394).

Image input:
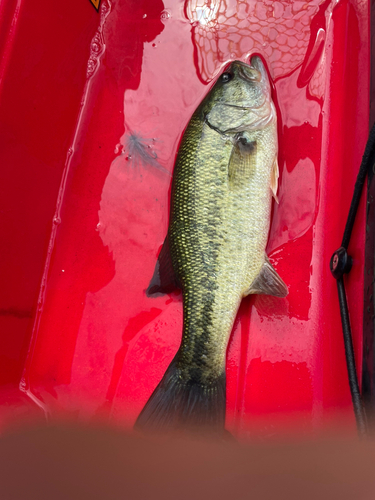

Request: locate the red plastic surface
(0, 0), (370, 438)
(0, 0), (99, 425)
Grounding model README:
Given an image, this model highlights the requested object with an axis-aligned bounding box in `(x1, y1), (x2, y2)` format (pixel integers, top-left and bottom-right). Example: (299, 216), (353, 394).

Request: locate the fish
(135, 56), (288, 435)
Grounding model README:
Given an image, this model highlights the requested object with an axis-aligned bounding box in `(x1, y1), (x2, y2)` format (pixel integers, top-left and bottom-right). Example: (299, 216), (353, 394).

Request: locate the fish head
(204, 56), (276, 135)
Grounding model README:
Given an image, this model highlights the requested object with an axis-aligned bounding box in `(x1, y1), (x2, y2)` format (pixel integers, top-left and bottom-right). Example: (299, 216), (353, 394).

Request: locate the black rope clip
(330, 247), (353, 280)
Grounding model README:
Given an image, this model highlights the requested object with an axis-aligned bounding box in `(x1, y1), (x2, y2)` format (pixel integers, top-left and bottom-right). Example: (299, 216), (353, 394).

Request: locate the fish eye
(220, 72), (233, 83)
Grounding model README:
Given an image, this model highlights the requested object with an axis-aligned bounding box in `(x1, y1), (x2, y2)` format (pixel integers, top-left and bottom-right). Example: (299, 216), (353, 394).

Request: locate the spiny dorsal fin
(270, 157), (279, 203)
(245, 255), (288, 298)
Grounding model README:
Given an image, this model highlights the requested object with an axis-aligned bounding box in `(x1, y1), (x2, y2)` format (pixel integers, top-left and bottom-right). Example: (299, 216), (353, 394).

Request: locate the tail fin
(134, 357), (226, 434)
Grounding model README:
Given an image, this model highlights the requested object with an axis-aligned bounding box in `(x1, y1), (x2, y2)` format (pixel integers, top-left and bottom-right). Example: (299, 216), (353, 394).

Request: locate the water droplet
(152, 43), (156, 47)
(114, 143), (123, 154)
(161, 9), (171, 20)
(91, 42), (100, 53)
(87, 58), (96, 75)
(66, 147), (74, 159)
(96, 222), (101, 231)
(53, 216), (61, 225)
(143, 13), (147, 18)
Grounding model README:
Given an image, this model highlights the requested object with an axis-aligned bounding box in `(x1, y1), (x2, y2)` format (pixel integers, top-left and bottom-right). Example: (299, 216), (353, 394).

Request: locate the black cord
(336, 279), (367, 437)
(341, 123), (375, 248)
(330, 121), (375, 438)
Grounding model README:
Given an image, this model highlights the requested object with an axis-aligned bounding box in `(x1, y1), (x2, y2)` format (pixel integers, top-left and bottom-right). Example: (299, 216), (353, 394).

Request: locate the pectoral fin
(228, 135), (257, 186)
(270, 157), (279, 203)
(245, 256), (288, 298)
(146, 235), (179, 296)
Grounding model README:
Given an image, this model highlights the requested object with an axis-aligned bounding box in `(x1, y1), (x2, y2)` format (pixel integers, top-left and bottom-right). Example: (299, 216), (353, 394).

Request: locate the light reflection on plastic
(184, 0), (338, 85)
(185, 0), (221, 26)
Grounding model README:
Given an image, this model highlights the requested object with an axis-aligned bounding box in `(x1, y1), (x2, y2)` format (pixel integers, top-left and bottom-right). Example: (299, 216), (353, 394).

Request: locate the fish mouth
(231, 57), (269, 87)
(232, 60), (262, 83)
(249, 55), (266, 74)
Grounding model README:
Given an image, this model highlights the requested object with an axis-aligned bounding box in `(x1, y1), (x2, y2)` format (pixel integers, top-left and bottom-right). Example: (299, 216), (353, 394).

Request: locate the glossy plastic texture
(0, 0), (99, 427)
(1, 0), (370, 438)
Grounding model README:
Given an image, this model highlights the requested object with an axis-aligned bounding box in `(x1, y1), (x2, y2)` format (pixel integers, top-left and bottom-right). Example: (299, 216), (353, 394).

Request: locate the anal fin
(245, 255), (288, 298)
(146, 235), (179, 296)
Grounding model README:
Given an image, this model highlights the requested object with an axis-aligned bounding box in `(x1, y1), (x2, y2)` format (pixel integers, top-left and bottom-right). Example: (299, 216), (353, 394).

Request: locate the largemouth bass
(135, 56), (287, 433)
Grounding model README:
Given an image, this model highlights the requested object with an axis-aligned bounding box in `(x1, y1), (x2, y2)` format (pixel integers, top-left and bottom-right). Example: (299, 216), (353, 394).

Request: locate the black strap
(330, 121), (375, 437)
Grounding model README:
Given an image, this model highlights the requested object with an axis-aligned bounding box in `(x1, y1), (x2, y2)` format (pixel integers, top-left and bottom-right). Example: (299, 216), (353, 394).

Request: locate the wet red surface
(0, 0), (370, 438)
(0, 0), (98, 390)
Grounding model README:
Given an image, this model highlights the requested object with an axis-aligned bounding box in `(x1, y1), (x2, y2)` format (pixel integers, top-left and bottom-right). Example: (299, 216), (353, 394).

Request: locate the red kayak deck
(0, 0), (370, 438)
